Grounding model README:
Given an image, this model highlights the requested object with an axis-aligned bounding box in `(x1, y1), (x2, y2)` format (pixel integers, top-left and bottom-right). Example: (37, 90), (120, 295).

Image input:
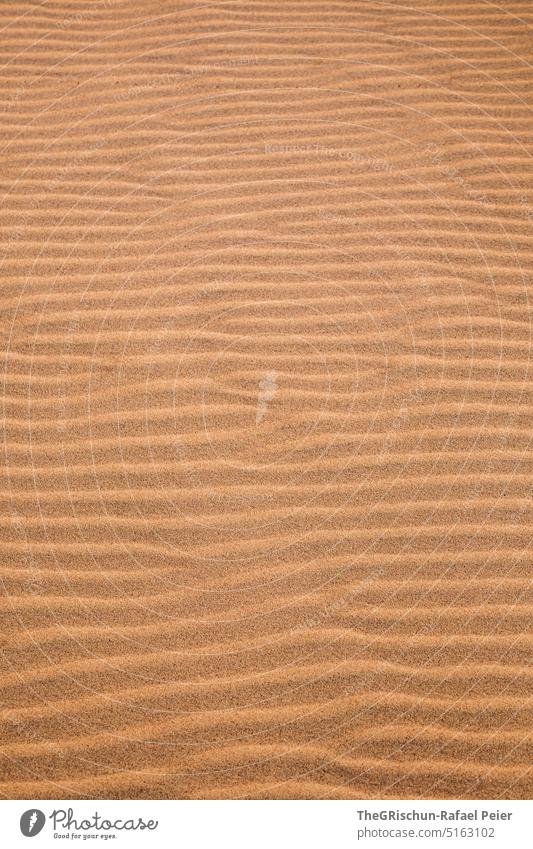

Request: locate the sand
(0, 0), (532, 800)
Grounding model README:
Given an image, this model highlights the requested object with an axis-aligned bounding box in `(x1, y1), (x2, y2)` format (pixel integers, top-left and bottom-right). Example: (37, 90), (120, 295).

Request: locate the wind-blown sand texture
(1, 0), (532, 800)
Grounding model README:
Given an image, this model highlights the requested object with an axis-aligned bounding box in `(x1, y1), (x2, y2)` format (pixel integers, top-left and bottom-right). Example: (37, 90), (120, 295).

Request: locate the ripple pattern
(1, 0), (532, 800)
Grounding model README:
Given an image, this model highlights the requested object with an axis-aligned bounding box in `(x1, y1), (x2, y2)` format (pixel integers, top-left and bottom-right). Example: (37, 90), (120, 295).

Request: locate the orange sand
(0, 0), (532, 799)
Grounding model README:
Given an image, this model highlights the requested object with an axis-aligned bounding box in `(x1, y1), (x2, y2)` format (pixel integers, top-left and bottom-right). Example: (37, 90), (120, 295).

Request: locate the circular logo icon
(20, 810), (45, 837)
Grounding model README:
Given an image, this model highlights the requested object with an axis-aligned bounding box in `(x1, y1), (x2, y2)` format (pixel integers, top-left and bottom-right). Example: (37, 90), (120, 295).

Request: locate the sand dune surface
(1, 0), (532, 799)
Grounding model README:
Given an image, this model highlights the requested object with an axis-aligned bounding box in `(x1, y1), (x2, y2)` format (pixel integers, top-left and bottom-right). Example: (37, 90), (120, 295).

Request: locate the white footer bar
(1, 799), (531, 848)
